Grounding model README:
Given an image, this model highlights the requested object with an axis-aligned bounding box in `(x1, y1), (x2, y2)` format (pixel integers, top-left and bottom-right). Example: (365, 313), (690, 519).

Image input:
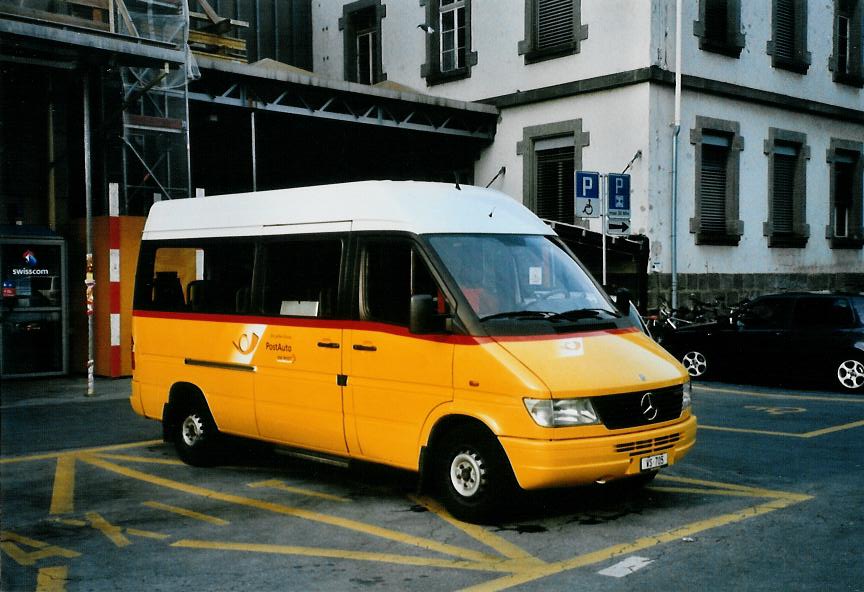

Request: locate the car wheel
(173, 401), (220, 466)
(836, 357), (864, 392)
(681, 350), (709, 379)
(437, 426), (515, 524)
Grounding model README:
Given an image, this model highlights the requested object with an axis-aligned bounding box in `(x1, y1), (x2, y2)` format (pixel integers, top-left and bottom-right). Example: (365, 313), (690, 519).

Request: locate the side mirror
(614, 288), (631, 316)
(410, 294), (436, 334)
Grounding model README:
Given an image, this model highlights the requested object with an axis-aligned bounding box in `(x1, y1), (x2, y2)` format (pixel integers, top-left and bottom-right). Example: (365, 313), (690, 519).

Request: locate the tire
(680, 350), (710, 379)
(835, 357), (864, 392)
(437, 426), (516, 524)
(172, 400), (220, 466)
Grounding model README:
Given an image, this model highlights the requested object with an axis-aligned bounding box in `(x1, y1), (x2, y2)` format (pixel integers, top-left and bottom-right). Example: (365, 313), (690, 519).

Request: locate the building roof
(142, 181), (554, 239)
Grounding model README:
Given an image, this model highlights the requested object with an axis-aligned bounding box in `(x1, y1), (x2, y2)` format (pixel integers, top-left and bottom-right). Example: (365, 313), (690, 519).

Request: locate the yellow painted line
(50, 518), (86, 527)
(0, 440), (162, 465)
(49, 455), (76, 516)
(461, 496), (810, 592)
(408, 495), (545, 565)
(0, 531), (80, 566)
(126, 528), (171, 540)
(94, 453), (184, 466)
(80, 454), (499, 563)
(85, 512), (130, 548)
(143, 501), (229, 526)
(801, 418), (864, 438)
(248, 479), (350, 503)
(36, 565), (69, 592)
(648, 486), (772, 498)
(658, 475), (812, 502)
(171, 539), (520, 573)
(695, 385), (863, 404)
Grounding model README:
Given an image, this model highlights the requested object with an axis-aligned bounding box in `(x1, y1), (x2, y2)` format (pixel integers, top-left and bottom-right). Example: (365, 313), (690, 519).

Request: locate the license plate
(640, 453), (668, 471)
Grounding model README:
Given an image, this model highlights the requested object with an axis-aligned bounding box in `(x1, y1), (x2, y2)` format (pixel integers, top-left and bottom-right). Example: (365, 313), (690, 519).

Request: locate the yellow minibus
(131, 181), (696, 522)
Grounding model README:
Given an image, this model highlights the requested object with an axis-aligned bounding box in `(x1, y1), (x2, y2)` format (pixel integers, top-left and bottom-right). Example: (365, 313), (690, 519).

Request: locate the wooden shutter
(774, 0), (797, 60)
(772, 146), (798, 234)
(536, 145), (575, 225)
(704, 0), (729, 44)
(536, 0), (574, 50)
(700, 142), (729, 233)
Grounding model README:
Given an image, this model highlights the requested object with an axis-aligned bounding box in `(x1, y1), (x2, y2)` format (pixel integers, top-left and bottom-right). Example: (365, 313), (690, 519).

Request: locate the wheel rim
(449, 450), (485, 498)
(181, 414), (205, 447)
(682, 351), (708, 377)
(837, 359), (864, 390)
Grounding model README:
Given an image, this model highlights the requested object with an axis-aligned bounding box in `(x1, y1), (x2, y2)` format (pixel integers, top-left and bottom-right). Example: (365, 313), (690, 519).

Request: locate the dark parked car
(662, 292), (864, 392)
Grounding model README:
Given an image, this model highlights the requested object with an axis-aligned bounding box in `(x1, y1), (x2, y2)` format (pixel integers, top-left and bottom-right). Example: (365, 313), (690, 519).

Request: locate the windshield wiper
(480, 308), (620, 323)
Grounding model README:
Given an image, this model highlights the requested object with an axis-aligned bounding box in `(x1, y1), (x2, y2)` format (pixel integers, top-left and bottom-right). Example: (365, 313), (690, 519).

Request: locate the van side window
(137, 241), (255, 314)
(261, 238), (342, 318)
(362, 240), (444, 326)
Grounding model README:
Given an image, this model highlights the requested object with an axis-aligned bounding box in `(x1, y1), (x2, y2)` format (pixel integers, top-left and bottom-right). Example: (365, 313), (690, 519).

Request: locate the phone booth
(0, 229), (68, 378)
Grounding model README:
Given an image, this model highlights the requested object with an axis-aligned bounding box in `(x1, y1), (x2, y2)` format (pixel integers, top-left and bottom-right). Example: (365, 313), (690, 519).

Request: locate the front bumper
(499, 414), (697, 490)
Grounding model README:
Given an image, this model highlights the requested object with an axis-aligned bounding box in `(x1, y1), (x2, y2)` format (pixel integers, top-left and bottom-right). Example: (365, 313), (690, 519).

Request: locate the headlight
(524, 397), (600, 427)
(682, 380), (692, 412)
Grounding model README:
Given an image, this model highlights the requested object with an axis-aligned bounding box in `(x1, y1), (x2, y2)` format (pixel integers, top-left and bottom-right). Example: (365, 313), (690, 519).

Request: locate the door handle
(317, 341), (340, 349)
(352, 344), (377, 352)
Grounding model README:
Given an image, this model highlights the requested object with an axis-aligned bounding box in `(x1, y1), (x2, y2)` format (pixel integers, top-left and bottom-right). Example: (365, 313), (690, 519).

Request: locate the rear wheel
(437, 426), (516, 524)
(836, 357), (864, 392)
(681, 350), (709, 379)
(172, 401), (220, 466)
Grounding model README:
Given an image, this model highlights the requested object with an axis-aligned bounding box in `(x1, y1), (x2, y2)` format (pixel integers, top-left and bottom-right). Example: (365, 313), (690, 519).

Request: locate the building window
(689, 117), (744, 245)
(763, 129), (810, 248)
(831, 0), (863, 87)
(420, 0), (477, 85)
(826, 139), (864, 249)
(339, 0), (386, 85)
(518, 0), (588, 64)
(766, 0), (811, 73)
(517, 119), (590, 225)
(693, 0), (745, 57)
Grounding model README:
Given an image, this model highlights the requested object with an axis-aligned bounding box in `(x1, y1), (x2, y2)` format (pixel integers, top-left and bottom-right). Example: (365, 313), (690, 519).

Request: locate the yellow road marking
(50, 518), (86, 527)
(408, 495), (545, 565)
(171, 539), (524, 573)
(85, 512), (130, 548)
(0, 531), (80, 566)
(94, 453), (184, 466)
(460, 495), (810, 592)
(79, 454), (499, 563)
(248, 479), (349, 503)
(658, 475), (812, 502)
(143, 501), (229, 526)
(0, 440), (162, 465)
(700, 419), (864, 439)
(695, 385), (863, 404)
(126, 528), (171, 540)
(49, 456), (76, 516)
(36, 566), (69, 592)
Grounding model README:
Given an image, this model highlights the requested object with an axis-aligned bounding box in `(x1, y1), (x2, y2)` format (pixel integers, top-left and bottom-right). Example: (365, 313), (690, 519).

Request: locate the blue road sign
(607, 173), (631, 219)
(575, 171), (600, 218)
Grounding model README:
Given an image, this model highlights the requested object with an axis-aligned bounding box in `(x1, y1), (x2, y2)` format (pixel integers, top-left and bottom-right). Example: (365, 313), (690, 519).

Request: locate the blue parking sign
(575, 171), (600, 218)
(607, 173), (630, 218)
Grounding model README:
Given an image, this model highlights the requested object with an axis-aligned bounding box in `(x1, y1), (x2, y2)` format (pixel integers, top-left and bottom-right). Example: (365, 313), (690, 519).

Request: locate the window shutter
(536, 146), (575, 225)
(774, 0), (796, 60)
(536, 0), (574, 50)
(704, 0), (729, 44)
(700, 144), (728, 233)
(773, 151), (797, 234)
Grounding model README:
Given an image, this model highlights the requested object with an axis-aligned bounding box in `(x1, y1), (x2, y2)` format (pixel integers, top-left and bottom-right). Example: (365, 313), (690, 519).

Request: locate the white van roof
(142, 181), (555, 240)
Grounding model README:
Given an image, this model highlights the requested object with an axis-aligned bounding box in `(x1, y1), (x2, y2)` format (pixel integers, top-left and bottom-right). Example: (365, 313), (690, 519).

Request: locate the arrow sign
(606, 219), (631, 235)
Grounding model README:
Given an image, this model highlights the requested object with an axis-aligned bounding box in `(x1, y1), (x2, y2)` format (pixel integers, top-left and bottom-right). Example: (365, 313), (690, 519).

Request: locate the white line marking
(598, 555), (654, 578)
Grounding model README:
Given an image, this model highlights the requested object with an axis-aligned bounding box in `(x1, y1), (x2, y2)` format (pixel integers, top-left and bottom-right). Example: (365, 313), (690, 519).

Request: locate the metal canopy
(189, 57), (498, 141)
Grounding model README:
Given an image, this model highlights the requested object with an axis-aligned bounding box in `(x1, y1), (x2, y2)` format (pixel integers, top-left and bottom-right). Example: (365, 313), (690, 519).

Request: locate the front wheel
(836, 357), (864, 392)
(172, 401), (220, 466)
(437, 426), (516, 524)
(681, 350), (710, 379)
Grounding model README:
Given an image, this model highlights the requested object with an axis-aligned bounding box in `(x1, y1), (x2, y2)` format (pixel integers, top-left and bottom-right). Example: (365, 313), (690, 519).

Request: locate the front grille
(591, 385), (684, 429)
(616, 433), (681, 457)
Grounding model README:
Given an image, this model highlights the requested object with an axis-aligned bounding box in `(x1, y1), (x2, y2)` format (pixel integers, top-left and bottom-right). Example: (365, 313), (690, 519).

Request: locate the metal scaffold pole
(84, 76), (95, 396)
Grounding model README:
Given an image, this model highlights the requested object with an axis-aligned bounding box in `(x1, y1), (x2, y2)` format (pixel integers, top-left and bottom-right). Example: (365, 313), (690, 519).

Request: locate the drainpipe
(84, 76), (95, 396)
(670, 0), (682, 310)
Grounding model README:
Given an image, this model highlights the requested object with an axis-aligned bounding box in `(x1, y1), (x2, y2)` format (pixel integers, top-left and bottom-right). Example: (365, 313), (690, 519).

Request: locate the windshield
(427, 234), (625, 335)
